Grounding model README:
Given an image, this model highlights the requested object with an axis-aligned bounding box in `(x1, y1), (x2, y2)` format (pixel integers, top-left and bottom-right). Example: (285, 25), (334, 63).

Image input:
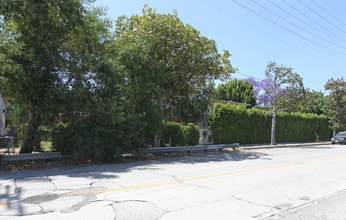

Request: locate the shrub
(161, 121), (185, 146)
(51, 116), (142, 162)
(161, 121), (200, 146)
(183, 123), (200, 146)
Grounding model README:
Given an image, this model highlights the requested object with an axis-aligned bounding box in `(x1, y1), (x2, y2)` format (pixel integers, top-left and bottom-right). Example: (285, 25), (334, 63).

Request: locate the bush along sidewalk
(161, 121), (200, 146)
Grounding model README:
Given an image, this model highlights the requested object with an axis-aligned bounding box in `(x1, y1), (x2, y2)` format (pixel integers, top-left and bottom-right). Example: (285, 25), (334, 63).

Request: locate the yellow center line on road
(0, 201), (8, 207)
(68, 154), (346, 196)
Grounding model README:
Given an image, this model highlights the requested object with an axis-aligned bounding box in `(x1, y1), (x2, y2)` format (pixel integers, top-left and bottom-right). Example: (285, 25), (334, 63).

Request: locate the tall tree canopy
(0, 0), (112, 153)
(325, 77), (346, 136)
(247, 77), (326, 114)
(213, 79), (257, 107)
(263, 62), (304, 145)
(113, 6), (235, 145)
(299, 89), (327, 115)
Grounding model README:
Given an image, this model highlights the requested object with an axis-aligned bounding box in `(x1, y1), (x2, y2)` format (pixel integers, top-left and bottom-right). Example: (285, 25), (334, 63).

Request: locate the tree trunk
(154, 135), (160, 147)
(19, 112), (42, 154)
(153, 95), (164, 147)
(270, 106), (277, 146)
(332, 103), (339, 138)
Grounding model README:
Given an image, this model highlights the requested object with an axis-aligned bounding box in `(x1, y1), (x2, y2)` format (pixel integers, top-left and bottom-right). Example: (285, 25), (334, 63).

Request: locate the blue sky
(94, 0), (346, 93)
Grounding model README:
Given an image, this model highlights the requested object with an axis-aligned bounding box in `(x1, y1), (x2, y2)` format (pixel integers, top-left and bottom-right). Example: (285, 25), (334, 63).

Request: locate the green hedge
(208, 103), (330, 144)
(161, 121), (200, 146)
(52, 119), (200, 161)
(51, 119), (140, 162)
(183, 123), (201, 146)
(275, 112), (330, 142)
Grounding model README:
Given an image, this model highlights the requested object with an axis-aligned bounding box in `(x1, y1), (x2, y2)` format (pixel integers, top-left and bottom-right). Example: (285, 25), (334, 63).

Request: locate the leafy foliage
(183, 123), (200, 146)
(263, 62), (305, 110)
(0, 0), (113, 153)
(247, 77), (328, 115)
(299, 89), (328, 115)
(2, 3), (230, 158)
(3, 102), (27, 146)
(161, 121), (200, 146)
(52, 111), (143, 162)
(325, 78), (346, 134)
(263, 62), (305, 145)
(171, 85), (213, 124)
(208, 103), (330, 144)
(213, 79), (256, 107)
(3, 2), (336, 161)
(113, 6), (235, 144)
(208, 104), (271, 144)
(161, 121), (185, 146)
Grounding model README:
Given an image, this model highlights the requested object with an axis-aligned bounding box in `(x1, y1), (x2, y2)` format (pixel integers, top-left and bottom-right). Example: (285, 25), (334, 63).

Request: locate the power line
(266, 0), (346, 44)
(202, 0), (301, 50)
(281, 0), (346, 42)
(310, 0), (346, 27)
(205, 0), (346, 54)
(235, 71), (263, 80)
(230, 0), (346, 55)
(248, 0), (346, 51)
(297, 0), (346, 35)
(203, 0), (346, 83)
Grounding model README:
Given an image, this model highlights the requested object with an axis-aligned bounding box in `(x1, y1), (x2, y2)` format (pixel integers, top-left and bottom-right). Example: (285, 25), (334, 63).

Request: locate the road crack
(232, 195), (275, 209)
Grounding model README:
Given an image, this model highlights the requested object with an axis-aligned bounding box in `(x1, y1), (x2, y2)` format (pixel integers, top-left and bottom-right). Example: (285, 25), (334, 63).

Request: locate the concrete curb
(240, 141), (330, 150)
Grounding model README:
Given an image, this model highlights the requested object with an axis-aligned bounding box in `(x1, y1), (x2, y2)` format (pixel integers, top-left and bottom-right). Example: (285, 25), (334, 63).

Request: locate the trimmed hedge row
(52, 120), (138, 162)
(161, 121), (200, 146)
(52, 119), (200, 162)
(208, 103), (330, 144)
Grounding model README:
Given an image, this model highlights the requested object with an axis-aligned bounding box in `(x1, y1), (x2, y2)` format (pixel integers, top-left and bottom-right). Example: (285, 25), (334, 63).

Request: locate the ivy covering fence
(208, 103), (330, 144)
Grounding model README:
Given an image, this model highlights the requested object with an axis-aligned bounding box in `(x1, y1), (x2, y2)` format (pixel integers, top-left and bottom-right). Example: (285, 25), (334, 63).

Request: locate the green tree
(0, 1), (112, 153)
(325, 78), (346, 137)
(299, 89), (327, 115)
(3, 101), (27, 146)
(264, 62), (304, 145)
(171, 85), (213, 124)
(213, 79), (257, 107)
(114, 6), (235, 146)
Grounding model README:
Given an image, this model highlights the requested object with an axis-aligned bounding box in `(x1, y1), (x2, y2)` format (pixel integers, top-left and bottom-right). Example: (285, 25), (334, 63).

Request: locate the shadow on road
(150, 150), (272, 164)
(0, 150), (272, 181)
(0, 144), (333, 217)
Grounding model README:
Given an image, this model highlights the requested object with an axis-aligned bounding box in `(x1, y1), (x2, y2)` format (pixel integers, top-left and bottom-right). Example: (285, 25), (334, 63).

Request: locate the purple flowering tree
(245, 77), (272, 107)
(246, 62), (304, 145)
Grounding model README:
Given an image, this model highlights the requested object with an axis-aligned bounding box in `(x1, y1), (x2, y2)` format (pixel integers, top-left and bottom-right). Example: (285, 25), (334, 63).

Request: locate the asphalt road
(1, 143), (346, 219)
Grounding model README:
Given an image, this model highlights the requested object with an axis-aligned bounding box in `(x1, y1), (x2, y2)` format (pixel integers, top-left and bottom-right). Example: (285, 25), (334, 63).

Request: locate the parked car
(331, 131), (346, 145)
